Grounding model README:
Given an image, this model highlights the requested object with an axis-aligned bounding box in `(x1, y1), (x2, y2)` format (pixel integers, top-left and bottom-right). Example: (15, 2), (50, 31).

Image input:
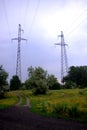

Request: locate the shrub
(53, 103), (68, 116)
(10, 75), (21, 90)
(0, 89), (5, 98)
(32, 79), (48, 95)
(68, 104), (81, 118)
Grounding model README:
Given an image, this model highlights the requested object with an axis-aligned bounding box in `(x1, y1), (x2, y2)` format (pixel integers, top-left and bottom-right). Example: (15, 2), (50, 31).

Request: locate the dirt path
(0, 98), (87, 130)
(16, 96), (22, 106)
(24, 97), (31, 108)
(16, 96), (31, 108)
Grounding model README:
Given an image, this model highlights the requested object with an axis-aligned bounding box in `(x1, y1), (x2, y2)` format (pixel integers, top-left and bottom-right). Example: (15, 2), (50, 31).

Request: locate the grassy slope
(0, 89), (87, 121)
(28, 89), (87, 121)
(0, 91), (19, 108)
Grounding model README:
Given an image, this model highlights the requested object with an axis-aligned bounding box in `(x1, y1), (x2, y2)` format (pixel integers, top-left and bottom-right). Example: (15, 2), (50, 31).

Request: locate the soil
(0, 97), (87, 130)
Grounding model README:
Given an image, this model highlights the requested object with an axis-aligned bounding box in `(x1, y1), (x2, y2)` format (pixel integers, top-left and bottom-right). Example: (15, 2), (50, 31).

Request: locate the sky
(0, 0), (87, 82)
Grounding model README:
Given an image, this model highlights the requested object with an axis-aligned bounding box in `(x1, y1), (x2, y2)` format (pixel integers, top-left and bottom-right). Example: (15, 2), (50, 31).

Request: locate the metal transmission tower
(12, 24), (27, 81)
(55, 31), (68, 82)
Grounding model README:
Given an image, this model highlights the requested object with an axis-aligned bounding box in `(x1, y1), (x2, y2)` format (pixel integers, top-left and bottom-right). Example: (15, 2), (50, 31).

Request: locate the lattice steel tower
(55, 31), (68, 82)
(12, 24), (27, 81)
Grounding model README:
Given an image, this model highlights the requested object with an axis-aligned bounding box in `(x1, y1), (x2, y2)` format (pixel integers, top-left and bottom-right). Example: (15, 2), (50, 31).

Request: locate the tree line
(0, 65), (87, 97)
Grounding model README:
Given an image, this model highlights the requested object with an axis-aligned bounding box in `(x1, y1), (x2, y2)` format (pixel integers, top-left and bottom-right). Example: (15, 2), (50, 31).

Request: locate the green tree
(26, 66), (61, 93)
(63, 66), (87, 88)
(10, 75), (21, 90)
(26, 66), (48, 95)
(47, 74), (60, 90)
(0, 65), (8, 98)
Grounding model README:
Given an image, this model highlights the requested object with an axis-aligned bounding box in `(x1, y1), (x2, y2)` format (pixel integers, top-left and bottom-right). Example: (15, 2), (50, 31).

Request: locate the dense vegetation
(0, 65), (8, 98)
(25, 66), (60, 94)
(10, 75), (21, 90)
(0, 65), (87, 121)
(0, 89), (87, 122)
(29, 88), (87, 122)
(63, 66), (87, 88)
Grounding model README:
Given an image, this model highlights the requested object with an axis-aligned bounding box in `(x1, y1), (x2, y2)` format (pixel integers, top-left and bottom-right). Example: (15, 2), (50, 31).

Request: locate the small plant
(68, 104), (81, 118)
(41, 102), (47, 112)
(79, 91), (84, 95)
(20, 96), (26, 106)
(40, 102), (53, 114)
(53, 103), (68, 116)
(32, 79), (48, 95)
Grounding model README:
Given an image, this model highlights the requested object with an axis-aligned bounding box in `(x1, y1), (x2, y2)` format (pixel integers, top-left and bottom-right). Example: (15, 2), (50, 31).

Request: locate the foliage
(25, 66), (61, 93)
(0, 65), (8, 98)
(0, 89), (87, 121)
(68, 104), (81, 118)
(63, 66), (87, 88)
(32, 79), (48, 95)
(53, 102), (67, 115)
(10, 75), (21, 90)
(63, 81), (77, 89)
(0, 91), (19, 108)
(27, 66), (48, 95)
(29, 88), (87, 121)
(20, 96), (26, 106)
(47, 74), (61, 90)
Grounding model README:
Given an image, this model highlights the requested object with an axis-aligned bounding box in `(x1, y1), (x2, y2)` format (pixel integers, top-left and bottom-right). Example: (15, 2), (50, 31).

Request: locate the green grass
(20, 96), (26, 106)
(0, 89), (87, 121)
(28, 88), (87, 122)
(0, 91), (19, 108)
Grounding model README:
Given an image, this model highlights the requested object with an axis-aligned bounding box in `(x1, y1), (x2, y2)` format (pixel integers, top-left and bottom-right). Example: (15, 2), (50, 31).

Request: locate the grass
(28, 88), (87, 122)
(20, 96), (26, 106)
(0, 89), (87, 121)
(0, 91), (19, 108)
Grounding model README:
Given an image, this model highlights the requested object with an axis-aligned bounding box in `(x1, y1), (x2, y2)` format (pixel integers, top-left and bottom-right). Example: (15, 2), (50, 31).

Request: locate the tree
(26, 66), (48, 95)
(32, 79), (48, 95)
(47, 74), (60, 90)
(0, 65), (8, 86)
(0, 65), (8, 98)
(25, 66), (61, 94)
(10, 75), (21, 90)
(63, 66), (87, 88)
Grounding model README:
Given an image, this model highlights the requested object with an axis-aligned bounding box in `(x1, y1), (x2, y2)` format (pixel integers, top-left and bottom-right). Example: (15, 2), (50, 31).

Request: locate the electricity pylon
(55, 31), (68, 82)
(12, 24), (27, 81)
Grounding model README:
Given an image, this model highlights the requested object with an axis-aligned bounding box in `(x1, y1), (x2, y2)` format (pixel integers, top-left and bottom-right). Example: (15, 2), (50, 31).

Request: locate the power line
(66, 15), (87, 38)
(29, 0), (40, 35)
(23, 0), (30, 28)
(2, 0), (11, 39)
(65, 7), (87, 37)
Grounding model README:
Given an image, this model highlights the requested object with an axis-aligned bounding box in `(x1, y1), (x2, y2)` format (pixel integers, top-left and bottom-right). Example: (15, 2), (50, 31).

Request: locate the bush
(10, 75), (21, 90)
(68, 104), (81, 118)
(64, 81), (77, 89)
(0, 89), (5, 98)
(32, 79), (48, 95)
(53, 103), (68, 116)
(53, 103), (82, 119)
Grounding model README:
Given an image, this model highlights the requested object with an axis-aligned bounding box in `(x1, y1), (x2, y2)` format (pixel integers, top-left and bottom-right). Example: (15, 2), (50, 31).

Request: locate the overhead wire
(23, 0), (30, 28)
(66, 15), (87, 38)
(2, 0), (11, 39)
(65, 7), (87, 37)
(28, 0), (40, 36)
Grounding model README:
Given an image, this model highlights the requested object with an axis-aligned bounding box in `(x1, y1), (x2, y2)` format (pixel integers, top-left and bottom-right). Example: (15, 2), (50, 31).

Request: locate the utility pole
(12, 24), (27, 81)
(55, 31), (68, 82)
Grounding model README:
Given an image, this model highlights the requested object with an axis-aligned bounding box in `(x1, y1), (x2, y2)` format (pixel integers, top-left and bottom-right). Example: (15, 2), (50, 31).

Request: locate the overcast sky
(0, 0), (87, 82)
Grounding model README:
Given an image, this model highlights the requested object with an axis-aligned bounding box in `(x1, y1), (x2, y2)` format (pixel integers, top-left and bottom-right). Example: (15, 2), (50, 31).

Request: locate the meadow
(0, 89), (87, 122)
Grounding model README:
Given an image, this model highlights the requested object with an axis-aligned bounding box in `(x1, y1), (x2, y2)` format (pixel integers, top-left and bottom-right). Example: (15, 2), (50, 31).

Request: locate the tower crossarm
(21, 38), (27, 42)
(55, 43), (68, 46)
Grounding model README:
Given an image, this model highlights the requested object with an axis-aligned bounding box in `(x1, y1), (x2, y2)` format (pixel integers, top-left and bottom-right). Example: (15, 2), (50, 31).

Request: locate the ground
(0, 96), (87, 130)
